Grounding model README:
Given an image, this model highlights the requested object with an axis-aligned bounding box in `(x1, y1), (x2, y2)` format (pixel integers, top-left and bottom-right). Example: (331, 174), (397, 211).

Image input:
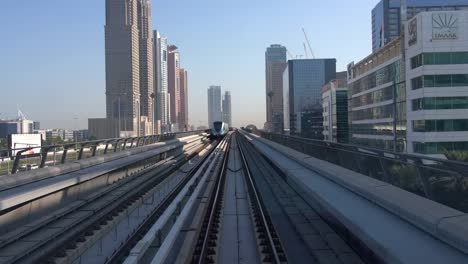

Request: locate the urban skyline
(0, 0), (378, 129)
(1, 2), (468, 263)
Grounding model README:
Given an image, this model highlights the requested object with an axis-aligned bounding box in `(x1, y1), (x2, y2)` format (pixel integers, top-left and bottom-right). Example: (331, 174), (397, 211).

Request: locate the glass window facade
(411, 52), (468, 69)
(412, 74), (468, 89)
(412, 97), (468, 111)
(349, 63), (397, 95)
(348, 59), (406, 152)
(287, 59), (336, 139)
(414, 141), (468, 154)
(413, 119), (468, 132)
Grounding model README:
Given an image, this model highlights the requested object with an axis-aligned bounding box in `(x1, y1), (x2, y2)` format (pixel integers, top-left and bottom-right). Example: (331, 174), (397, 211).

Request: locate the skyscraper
(265, 45), (287, 132)
(222, 91), (232, 127)
(283, 59), (336, 139)
(104, 0), (141, 135)
(153, 30), (170, 132)
(167, 45), (180, 131)
(208, 86), (222, 128)
(137, 0), (154, 135)
(179, 69), (188, 131)
(372, 0), (468, 51)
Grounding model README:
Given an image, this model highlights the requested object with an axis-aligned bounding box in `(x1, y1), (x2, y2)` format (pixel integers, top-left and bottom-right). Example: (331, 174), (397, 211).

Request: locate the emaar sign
(432, 13), (458, 40)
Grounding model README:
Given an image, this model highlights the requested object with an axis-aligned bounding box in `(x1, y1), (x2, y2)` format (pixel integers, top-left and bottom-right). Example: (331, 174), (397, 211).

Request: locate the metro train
(209, 121), (229, 139)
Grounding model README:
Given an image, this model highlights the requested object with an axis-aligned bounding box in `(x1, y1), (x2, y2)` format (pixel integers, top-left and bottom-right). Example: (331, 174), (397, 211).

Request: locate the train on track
(209, 121), (229, 139)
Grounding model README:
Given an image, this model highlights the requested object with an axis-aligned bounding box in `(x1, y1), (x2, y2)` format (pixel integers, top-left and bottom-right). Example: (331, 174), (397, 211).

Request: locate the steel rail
(0, 141), (208, 264)
(237, 133), (283, 264)
(195, 134), (231, 264)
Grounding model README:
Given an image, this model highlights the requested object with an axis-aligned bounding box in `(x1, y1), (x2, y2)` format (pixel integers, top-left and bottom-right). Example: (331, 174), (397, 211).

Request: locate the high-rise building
(265, 45), (287, 132)
(372, 0), (468, 51)
(322, 78), (348, 143)
(153, 32), (170, 132)
(283, 59), (336, 139)
(104, 0), (141, 135)
(222, 91), (232, 127)
(137, 0), (154, 135)
(167, 45), (180, 132)
(208, 86), (222, 128)
(179, 69), (189, 131)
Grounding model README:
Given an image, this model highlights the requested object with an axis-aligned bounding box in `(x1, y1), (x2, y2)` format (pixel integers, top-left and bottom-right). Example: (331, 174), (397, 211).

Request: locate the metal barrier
(259, 132), (468, 213)
(0, 131), (204, 175)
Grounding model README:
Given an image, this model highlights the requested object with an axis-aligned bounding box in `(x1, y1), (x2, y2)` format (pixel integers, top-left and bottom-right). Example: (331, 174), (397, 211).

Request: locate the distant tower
(207, 86), (222, 128)
(167, 45), (180, 131)
(179, 69), (189, 131)
(265, 44), (287, 132)
(222, 91), (232, 127)
(105, 0), (141, 135)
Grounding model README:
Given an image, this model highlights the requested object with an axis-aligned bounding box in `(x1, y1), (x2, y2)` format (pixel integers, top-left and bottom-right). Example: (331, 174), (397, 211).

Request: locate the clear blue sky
(0, 0), (376, 129)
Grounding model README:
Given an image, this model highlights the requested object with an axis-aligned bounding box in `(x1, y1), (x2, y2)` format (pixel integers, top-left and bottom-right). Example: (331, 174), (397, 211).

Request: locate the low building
(348, 37), (406, 152)
(348, 10), (468, 156)
(405, 11), (468, 156)
(322, 79), (349, 143)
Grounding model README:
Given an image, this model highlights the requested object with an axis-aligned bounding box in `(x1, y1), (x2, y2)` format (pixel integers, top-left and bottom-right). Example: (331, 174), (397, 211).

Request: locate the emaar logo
(432, 13), (458, 40)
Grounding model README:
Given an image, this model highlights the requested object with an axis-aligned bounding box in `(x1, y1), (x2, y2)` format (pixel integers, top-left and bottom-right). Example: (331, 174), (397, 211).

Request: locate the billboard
(8, 134), (42, 156)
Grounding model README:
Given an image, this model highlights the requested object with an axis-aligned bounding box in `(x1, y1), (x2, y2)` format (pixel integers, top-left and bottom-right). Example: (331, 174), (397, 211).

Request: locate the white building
(405, 11), (468, 155)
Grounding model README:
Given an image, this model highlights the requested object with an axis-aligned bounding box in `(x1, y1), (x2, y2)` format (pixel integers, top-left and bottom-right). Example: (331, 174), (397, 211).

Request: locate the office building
(322, 78), (349, 143)
(179, 69), (189, 131)
(283, 59), (336, 139)
(104, 0), (141, 135)
(168, 45), (180, 132)
(0, 121), (19, 139)
(265, 44), (287, 132)
(153, 31), (170, 132)
(73, 130), (89, 142)
(372, 0), (468, 51)
(348, 38), (406, 152)
(222, 91), (232, 127)
(405, 11), (468, 155)
(208, 86), (222, 128)
(137, 0), (154, 135)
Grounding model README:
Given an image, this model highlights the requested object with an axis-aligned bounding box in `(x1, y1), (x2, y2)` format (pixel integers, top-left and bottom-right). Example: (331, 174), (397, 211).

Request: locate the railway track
(0, 138), (212, 264)
(191, 132), (287, 264)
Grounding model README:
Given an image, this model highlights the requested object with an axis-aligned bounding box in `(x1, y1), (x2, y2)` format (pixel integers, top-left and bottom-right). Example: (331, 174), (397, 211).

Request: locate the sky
(0, 0), (377, 129)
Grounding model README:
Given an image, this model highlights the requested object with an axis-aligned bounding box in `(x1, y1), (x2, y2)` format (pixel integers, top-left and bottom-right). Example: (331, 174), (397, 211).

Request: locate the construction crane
(302, 27), (315, 59)
(303, 43), (309, 59)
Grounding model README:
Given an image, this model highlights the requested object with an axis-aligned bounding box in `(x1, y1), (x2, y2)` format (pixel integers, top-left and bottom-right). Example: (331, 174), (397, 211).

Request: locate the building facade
(372, 0), (468, 52)
(208, 86), (222, 128)
(348, 38), (406, 152)
(265, 44), (287, 132)
(283, 59), (336, 139)
(405, 11), (468, 155)
(179, 69), (189, 131)
(153, 32), (170, 132)
(222, 91), (232, 127)
(104, 0), (141, 135)
(137, 0), (154, 135)
(322, 79), (349, 143)
(167, 45), (180, 132)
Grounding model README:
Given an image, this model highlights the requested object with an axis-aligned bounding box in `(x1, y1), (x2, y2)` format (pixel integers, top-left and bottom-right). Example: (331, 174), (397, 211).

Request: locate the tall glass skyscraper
(222, 91), (232, 127)
(265, 45), (287, 132)
(283, 59), (336, 139)
(372, 0), (468, 51)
